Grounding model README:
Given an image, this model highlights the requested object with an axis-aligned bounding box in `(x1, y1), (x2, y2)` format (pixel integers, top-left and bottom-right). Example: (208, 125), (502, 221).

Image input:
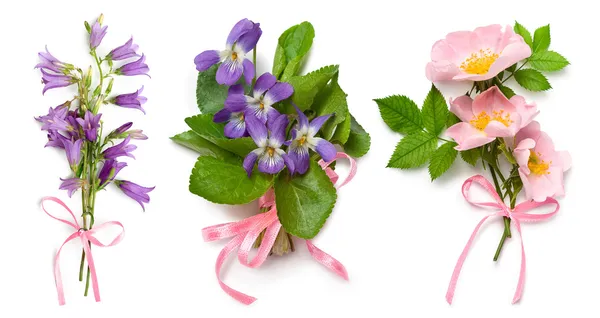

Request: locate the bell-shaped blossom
(98, 159), (127, 186)
(113, 86), (147, 113)
(115, 54), (149, 77)
(76, 111), (102, 142)
(115, 180), (155, 211)
(102, 136), (136, 159)
(107, 37), (139, 61)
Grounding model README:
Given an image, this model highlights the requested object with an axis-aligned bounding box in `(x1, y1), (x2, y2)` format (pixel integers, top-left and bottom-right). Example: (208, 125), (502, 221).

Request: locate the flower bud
(84, 66), (93, 88)
(97, 14), (104, 25)
(105, 78), (114, 95)
(93, 85), (102, 98)
(84, 21), (91, 33)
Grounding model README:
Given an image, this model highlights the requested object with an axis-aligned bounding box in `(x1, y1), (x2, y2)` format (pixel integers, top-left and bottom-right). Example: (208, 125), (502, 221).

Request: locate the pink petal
(510, 95), (539, 128)
(445, 31), (481, 57)
(431, 39), (458, 62)
(449, 95), (475, 122)
(559, 151), (572, 172)
(446, 122), (495, 151)
(515, 121), (541, 145)
(514, 138), (536, 169)
(473, 24), (503, 51)
(426, 60), (460, 82)
(484, 120), (515, 137)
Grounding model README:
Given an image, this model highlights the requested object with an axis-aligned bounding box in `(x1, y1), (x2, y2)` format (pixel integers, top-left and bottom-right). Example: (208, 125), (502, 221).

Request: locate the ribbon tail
(446, 215), (491, 304)
(512, 220), (526, 304)
(237, 210), (280, 268)
(81, 235), (101, 302)
(215, 234), (257, 305)
(306, 240), (348, 280)
(54, 232), (81, 306)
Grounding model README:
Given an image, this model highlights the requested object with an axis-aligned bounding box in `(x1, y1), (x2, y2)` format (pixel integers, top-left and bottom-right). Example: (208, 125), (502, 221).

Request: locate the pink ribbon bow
(41, 196), (125, 305)
(446, 175), (559, 304)
(202, 152), (357, 305)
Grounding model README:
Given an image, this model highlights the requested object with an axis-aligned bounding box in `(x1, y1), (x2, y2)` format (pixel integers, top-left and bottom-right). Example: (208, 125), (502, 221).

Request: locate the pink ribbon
(446, 175), (559, 304)
(41, 196), (125, 306)
(202, 152), (357, 304)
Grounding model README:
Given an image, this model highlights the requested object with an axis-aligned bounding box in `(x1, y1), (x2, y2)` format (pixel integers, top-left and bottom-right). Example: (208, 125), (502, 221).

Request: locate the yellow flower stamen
(460, 49), (499, 75)
(231, 52), (238, 61)
(470, 110), (513, 131)
(298, 135), (307, 146)
(267, 147), (275, 157)
(528, 152), (551, 175)
(259, 102), (265, 110)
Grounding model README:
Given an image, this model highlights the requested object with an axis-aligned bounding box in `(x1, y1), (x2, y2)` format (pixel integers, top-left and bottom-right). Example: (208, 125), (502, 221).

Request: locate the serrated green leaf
(428, 142), (458, 181)
(460, 147), (481, 166)
(196, 64), (228, 114)
(286, 65), (339, 111)
(189, 156), (272, 205)
(533, 25), (551, 53)
(185, 114), (256, 157)
(312, 73), (348, 140)
(497, 84), (516, 98)
(514, 69), (552, 91)
(275, 160), (337, 239)
(422, 84), (449, 136)
(273, 22), (315, 81)
(387, 131), (437, 169)
(375, 95), (423, 135)
(331, 111), (351, 144)
(170, 130), (240, 164)
(514, 21), (533, 49)
(343, 115), (370, 157)
(529, 51), (569, 72)
(446, 113), (461, 128)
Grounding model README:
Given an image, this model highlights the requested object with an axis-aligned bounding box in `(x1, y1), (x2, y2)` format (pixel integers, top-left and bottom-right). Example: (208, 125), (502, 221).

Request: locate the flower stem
(252, 46), (257, 87)
(501, 60), (529, 84)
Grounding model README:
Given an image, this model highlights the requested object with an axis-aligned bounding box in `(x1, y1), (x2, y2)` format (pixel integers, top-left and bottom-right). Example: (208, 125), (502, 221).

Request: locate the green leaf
(428, 142), (458, 181)
(421, 84), (449, 136)
(287, 65), (339, 111)
(185, 114), (256, 157)
(170, 130), (240, 164)
(507, 63), (518, 73)
(312, 73), (348, 140)
(514, 21), (533, 49)
(446, 113), (461, 128)
(533, 24), (551, 53)
(189, 156), (273, 205)
(272, 22), (315, 81)
(196, 64), (228, 114)
(529, 50), (569, 72)
(497, 84), (516, 98)
(460, 147), (481, 166)
(514, 68), (552, 91)
(343, 115), (371, 157)
(331, 111), (352, 144)
(275, 160), (337, 239)
(375, 95), (423, 135)
(387, 131), (437, 169)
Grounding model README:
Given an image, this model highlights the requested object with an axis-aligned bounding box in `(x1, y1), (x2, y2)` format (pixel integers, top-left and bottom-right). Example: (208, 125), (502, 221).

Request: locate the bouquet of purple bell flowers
(35, 14), (153, 298)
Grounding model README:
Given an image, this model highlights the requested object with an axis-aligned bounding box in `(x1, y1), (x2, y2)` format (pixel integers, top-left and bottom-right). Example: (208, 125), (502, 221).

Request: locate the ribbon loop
(42, 196), (124, 306)
(446, 175), (559, 305)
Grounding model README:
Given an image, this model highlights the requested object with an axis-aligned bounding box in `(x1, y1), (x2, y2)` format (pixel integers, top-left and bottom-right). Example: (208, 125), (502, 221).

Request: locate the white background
(0, 0), (597, 317)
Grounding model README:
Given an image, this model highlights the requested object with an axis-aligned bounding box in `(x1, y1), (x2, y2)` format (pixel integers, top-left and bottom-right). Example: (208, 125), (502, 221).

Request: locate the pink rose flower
(513, 121), (571, 202)
(446, 86), (537, 151)
(426, 24), (531, 82)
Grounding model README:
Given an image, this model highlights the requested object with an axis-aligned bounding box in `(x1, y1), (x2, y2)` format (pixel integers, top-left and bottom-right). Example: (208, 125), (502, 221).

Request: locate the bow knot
(446, 175), (559, 304)
(41, 196), (125, 306)
(202, 152), (357, 305)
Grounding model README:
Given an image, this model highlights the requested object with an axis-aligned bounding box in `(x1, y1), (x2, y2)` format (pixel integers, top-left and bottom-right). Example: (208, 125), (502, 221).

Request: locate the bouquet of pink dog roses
(376, 22), (570, 303)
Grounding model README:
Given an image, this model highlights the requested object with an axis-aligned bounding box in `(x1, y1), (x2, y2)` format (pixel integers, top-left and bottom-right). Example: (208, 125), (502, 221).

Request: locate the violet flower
(112, 86), (147, 113)
(288, 105), (337, 174)
(62, 139), (83, 170)
(225, 72), (292, 124)
(113, 122), (133, 135)
(115, 180), (155, 211)
(40, 69), (75, 94)
(45, 130), (69, 148)
(98, 159), (127, 186)
(109, 122), (148, 140)
(59, 177), (85, 197)
(36, 102), (70, 128)
(194, 18), (261, 85)
(107, 37), (139, 61)
(90, 21), (108, 49)
(35, 46), (72, 74)
(115, 54), (149, 77)
(243, 114), (294, 176)
(213, 85), (249, 138)
(102, 136), (136, 159)
(76, 111), (102, 142)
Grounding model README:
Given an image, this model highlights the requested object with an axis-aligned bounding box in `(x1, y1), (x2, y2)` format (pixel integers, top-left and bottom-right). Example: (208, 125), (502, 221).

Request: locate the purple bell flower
(115, 54), (149, 77)
(194, 18), (261, 85)
(98, 159), (127, 186)
(102, 136), (136, 159)
(115, 180), (155, 211)
(112, 86), (147, 113)
(62, 139), (83, 170)
(243, 114), (294, 177)
(45, 130), (69, 148)
(59, 177), (85, 197)
(35, 46), (72, 74)
(76, 111), (102, 142)
(90, 21), (108, 49)
(40, 69), (75, 95)
(107, 37), (139, 60)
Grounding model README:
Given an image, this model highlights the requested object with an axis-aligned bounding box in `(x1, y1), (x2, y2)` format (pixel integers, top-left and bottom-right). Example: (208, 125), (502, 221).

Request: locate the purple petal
(194, 50), (220, 71)
(254, 73), (277, 97)
(226, 19), (254, 47)
(289, 147), (310, 174)
(266, 108), (282, 127)
(313, 138), (337, 162)
(224, 116), (246, 139)
(216, 60), (243, 85)
(228, 84), (245, 95)
(267, 114), (289, 147)
(282, 153), (295, 175)
(213, 108), (231, 123)
(309, 114), (332, 135)
(294, 104), (309, 131)
(224, 94), (249, 112)
(244, 113), (268, 146)
(242, 59), (254, 85)
(236, 23), (262, 53)
(264, 82), (294, 105)
(258, 152), (284, 174)
(243, 151), (258, 177)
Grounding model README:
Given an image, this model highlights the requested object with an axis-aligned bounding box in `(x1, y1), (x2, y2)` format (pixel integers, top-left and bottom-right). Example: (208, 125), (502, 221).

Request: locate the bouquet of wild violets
(35, 14), (153, 305)
(376, 23), (570, 303)
(172, 18), (370, 304)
